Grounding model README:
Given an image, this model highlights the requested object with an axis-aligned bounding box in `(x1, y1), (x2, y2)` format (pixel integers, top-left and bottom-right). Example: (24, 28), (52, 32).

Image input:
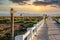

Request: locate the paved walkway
(33, 18), (60, 40)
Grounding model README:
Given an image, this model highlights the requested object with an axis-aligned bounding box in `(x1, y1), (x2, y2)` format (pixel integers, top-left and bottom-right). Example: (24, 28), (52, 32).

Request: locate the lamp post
(10, 8), (16, 40)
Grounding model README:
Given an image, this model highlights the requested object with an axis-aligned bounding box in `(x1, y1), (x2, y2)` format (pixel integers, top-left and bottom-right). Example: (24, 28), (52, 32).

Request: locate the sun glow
(10, 4), (60, 12)
(11, 4), (44, 12)
(34, 6), (41, 11)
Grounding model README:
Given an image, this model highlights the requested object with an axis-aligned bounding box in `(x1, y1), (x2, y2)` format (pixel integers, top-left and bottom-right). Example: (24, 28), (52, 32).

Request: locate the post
(27, 28), (32, 40)
(30, 28), (33, 40)
(10, 8), (14, 40)
(43, 14), (46, 24)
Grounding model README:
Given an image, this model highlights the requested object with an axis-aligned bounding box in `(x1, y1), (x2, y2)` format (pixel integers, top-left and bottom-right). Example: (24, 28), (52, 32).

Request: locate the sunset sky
(0, 0), (60, 13)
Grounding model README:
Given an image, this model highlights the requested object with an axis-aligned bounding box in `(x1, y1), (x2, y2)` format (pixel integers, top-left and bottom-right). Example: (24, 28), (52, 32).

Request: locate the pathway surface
(33, 17), (60, 40)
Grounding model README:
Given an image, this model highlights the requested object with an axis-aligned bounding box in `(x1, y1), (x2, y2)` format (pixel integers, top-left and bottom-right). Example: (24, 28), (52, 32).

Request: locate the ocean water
(0, 11), (60, 16)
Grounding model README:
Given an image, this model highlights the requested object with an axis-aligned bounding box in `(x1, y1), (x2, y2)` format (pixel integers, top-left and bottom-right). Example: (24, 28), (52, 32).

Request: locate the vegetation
(0, 16), (43, 40)
(0, 32), (11, 40)
(53, 17), (60, 24)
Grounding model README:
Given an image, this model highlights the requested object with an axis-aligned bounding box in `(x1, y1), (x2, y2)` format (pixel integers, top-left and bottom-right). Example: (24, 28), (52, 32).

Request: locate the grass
(53, 17), (60, 24)
(14, 28), (27, 36)
(0, 16), (43, 40)
(14, 20), (39, 36)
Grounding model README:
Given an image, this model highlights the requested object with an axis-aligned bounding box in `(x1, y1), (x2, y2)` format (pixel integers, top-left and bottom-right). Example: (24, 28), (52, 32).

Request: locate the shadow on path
(37, 21), (49, 40)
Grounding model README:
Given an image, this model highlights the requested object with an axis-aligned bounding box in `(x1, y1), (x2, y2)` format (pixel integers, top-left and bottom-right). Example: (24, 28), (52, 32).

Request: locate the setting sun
(34, 6), (41, 11)
(10, 4), (60, 12)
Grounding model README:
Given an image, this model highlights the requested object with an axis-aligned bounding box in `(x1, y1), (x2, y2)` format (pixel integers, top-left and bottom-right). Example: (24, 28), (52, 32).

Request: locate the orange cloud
(10, 4), (60, 12)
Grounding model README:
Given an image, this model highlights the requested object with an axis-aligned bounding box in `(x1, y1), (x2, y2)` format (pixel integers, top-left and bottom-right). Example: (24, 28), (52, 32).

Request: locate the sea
(0, 11), (60, 16)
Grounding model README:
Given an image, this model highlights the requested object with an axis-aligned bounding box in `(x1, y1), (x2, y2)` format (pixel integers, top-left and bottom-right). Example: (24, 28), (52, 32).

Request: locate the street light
(10, 8), (16, 40)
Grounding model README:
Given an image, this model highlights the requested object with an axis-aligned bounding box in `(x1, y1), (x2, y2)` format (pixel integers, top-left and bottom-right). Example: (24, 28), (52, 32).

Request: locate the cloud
(0, 0), (3, 5)
(33, 1), (52, 6)
(33, 0), (60, 6)
(0, 0), (2, 1)
(0, 2), (3, 5)
(10, 0), (30, 4)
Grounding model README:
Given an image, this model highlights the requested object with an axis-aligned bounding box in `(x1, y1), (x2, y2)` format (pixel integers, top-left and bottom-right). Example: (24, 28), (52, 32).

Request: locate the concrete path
(33, 18), (60, 40)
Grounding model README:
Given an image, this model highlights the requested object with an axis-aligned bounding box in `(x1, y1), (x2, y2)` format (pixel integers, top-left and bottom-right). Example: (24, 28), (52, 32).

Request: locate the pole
(10, 8), (14, 40)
